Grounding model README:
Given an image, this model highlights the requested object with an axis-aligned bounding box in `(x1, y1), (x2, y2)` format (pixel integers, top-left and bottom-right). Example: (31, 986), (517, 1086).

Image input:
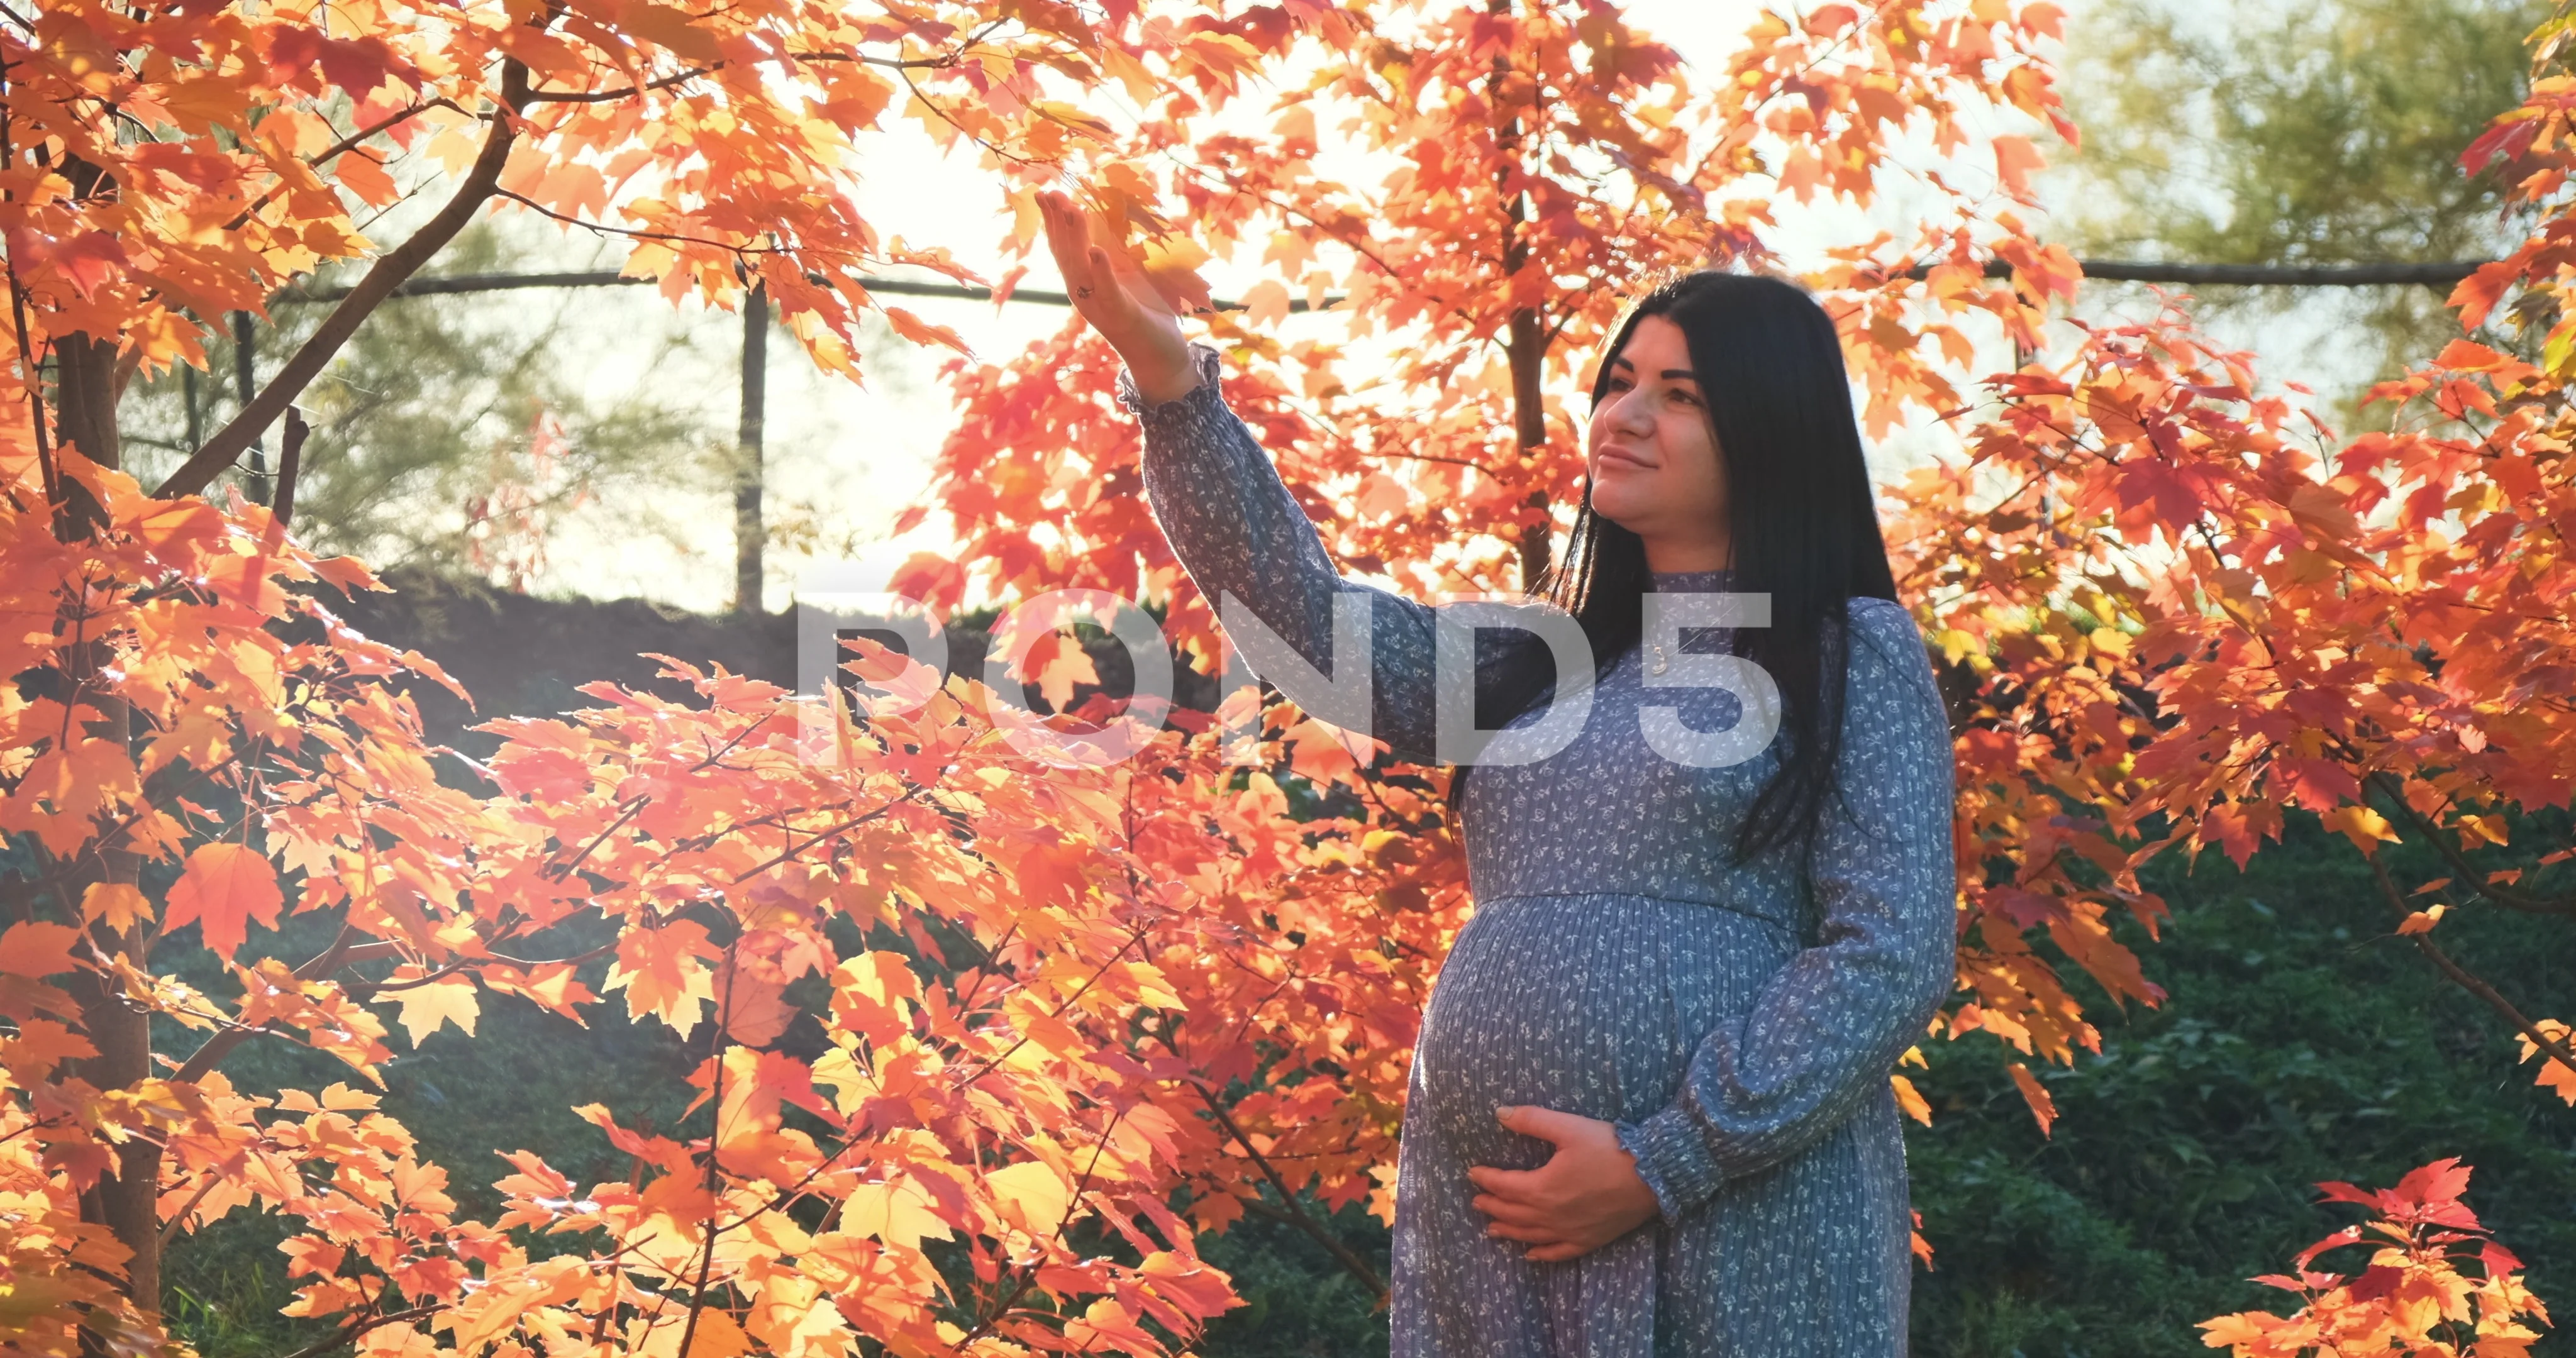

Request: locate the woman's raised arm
(1124, 342), (1468, 764)
(1040, 190), (1540, 766)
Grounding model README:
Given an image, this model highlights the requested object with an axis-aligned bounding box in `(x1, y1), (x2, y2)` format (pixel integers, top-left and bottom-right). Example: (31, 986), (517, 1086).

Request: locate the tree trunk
(1489, 0), (1552, 595)
(1506, 307), (1550, 593)
(52, 331), (118, 530)
(72, 959), (158, 1328)
(53, 325), (166, 1335)
(233, 310), (270, 505)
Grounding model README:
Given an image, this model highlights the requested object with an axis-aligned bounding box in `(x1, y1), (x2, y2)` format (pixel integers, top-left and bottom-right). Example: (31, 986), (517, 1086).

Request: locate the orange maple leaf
(0, 922), (85, 978)
(164, 843), (285, 959)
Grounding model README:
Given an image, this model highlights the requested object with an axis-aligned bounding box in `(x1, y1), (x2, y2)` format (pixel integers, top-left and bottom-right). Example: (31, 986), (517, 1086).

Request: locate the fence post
(735, 280), (769, 616)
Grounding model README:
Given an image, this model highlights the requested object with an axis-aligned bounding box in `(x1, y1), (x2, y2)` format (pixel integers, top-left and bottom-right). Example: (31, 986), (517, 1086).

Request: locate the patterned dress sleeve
(1121, 343), (1531, 767)
(1610, 596), (1959, 1223)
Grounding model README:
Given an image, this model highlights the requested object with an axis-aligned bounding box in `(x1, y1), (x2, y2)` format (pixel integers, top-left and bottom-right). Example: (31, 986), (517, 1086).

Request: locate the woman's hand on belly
(1466, 1105), (1662, 1262)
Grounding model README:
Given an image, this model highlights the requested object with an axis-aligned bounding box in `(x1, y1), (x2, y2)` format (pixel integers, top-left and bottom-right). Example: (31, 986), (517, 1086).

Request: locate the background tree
(112, 221), (722, 584)
(106, 210), (935, 603)
(2057, 0), (2546, 420)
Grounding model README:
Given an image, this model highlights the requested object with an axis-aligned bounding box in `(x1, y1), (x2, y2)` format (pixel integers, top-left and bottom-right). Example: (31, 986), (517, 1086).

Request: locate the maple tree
(1879, 0), (2576, 1123)
(0, 465), (1318, 1355)
(0, 0), (1372, 1352)
(2197, 1159), (2551, 1357)
(6, 0), (2576, 1355)
(2058, 0), (2545, 419)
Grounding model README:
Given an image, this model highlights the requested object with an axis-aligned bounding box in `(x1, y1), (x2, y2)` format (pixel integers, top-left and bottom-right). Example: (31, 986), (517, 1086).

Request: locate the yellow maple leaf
(987, 1160), (1074, 1236)
(842, 1175), (953, 1253)
(392, 975), (479, 1047)
(2321, 804), (2400, 853)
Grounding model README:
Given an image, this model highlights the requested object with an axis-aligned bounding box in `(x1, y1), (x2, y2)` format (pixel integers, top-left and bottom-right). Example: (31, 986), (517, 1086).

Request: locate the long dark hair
(1455, 271), (1899, 865)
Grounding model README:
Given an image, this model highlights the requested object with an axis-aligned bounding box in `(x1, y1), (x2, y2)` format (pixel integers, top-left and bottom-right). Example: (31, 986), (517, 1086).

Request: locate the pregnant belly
(1408, 892), (1794, 1171)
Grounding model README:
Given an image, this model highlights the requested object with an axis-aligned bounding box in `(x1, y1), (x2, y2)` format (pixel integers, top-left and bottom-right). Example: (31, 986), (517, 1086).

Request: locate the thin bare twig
(2366, 771), (2576, 915)
(1187, 1079), (1387, 1304)
(274, 1305), (443, 1358)
(158, 70), (529, 499)
(2364, 847), (2576, 1083)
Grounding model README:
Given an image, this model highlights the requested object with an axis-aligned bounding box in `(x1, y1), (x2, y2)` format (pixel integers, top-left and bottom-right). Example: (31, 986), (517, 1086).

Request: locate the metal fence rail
(277, 257), (2492, 307)
(244, 255), (2494, 610)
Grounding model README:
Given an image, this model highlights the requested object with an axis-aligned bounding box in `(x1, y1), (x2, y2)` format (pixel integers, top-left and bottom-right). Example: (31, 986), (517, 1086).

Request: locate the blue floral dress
(1123, 347), (1958, 1356)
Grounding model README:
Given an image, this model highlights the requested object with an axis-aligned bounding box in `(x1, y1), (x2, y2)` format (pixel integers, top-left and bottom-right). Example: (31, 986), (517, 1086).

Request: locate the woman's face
(1584, 314), (1731, 571)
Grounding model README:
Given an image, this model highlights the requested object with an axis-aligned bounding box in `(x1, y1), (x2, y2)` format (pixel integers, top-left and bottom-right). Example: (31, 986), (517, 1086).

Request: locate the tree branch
(2365, 847), (2576, 1083)
(218, 98), (464, 238)
(523, 65), (718, 102)
(1877, 257), (2492, 288)
(546, 793), (651, 881)
(154, 70), (528, 499)
(274, 1305), (443, 1358)
(492, 187), (778, 254)
(169, 925), (368, 1084)
(272, 267), (1347, 316)
(1187, 1079), (1387, 1305)
(2366, 771), (2576, 915)
(728, 795), (913, 882)
(1, 45), (61, 525)
(158, 1152), (246, 1246)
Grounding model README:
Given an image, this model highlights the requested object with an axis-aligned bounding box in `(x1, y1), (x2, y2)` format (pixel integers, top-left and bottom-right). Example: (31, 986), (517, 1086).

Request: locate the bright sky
(471, 0), (2343, 615)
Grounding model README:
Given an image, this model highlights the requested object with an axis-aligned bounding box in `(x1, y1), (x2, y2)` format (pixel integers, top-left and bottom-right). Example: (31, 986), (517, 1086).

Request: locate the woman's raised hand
(1037, 189), (1199, 406)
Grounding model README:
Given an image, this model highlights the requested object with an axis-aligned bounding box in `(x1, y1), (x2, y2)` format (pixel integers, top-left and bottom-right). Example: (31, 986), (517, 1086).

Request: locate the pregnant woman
(1037, 192), (1958, 1356)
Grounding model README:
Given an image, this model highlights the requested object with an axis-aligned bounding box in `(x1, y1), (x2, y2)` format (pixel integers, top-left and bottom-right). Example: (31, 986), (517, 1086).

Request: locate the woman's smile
(1592, 443), (1656, 472)
(1583, 313), (1731, 571)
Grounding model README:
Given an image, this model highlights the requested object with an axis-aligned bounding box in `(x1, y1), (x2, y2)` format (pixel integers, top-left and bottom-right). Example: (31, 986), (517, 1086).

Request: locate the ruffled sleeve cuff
(1114, 342), (1226, 427)
(1614, 1107), (1724, 1227)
